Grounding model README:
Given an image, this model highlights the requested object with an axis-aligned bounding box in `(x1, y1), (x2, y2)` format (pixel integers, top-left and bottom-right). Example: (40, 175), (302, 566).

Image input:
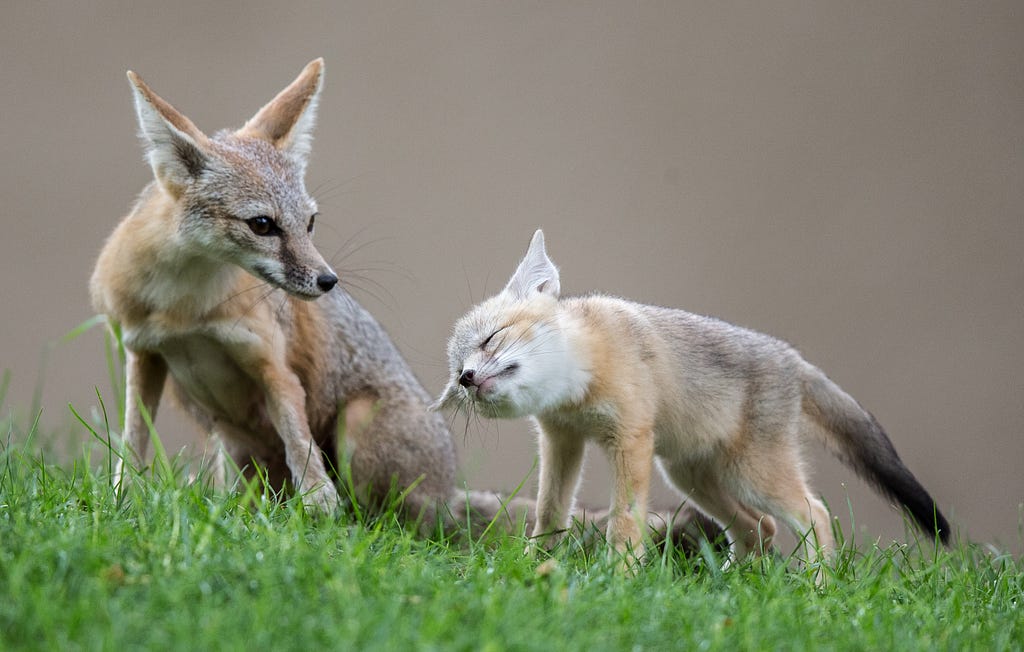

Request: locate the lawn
(1, 409), (1020, 652)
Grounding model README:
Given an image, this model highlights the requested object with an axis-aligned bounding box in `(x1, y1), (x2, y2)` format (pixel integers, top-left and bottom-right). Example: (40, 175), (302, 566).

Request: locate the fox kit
(89, 59), (519, 527)
(436, 230), (950, 561)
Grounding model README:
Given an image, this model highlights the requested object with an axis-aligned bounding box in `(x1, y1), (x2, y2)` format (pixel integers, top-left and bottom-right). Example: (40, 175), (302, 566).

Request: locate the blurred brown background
(1, 2), (1021, 552)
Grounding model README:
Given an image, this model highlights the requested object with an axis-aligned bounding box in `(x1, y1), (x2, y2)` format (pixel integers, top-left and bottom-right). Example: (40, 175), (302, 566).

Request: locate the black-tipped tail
(802, 365), (951, 545)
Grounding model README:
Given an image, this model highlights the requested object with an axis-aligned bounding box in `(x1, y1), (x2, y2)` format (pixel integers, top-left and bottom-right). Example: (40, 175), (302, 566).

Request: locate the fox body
(90, 59), (483, 523)
(436, 230), (950, 560)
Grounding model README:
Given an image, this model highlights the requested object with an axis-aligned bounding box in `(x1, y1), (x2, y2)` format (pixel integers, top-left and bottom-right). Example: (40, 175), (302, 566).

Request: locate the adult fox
(90, 59), (715, 544)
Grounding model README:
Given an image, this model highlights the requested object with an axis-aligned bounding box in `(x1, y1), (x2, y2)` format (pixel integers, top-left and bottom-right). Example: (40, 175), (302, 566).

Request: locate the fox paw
(300, 481), (340, 516)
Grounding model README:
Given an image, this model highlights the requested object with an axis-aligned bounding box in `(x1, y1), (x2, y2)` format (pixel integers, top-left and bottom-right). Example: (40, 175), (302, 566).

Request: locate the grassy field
(1, 409), (1020, 652)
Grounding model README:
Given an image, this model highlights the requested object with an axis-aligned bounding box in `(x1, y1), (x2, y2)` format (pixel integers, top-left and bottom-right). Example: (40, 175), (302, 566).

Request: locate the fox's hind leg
(662, 462), (776, 562)
(770, 489), (834, 563)
(202, 430), (251, 490)
(741, 454), (834, 563)
(690, 484), (777, 561)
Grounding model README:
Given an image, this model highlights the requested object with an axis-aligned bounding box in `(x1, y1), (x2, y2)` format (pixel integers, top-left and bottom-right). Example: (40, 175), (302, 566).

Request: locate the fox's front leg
(261, 365), (339, 514)
(116, 349), (167, 487)
(605, 427), (655, 569)
(532, 426), (585, 550)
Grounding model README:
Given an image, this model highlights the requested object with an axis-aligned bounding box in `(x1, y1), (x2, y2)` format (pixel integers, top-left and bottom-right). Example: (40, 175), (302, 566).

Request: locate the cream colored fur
(436, 230), (950, 564)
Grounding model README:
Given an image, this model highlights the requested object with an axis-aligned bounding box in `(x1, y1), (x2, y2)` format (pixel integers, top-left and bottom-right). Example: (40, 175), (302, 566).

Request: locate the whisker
(328, 230), (397, 269)
(339, 276), (397, 313)
(340, 271), (401, 301)
(231, 284), (280, 329)
(310, 170), (372, 206)
(211, 280), (272, 312)
(339, 262), (416, 285)
(272, 290), (289, 323)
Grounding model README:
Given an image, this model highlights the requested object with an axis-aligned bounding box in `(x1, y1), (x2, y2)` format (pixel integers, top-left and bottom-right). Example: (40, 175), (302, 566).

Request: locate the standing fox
(89, 59), (514, 527)
(435, 230), (951, 561)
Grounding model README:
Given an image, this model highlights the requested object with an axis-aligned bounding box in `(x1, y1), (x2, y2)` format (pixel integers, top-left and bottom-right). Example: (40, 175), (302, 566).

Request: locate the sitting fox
(435, 230), (950, 561)
(90, 58), (499, 526)
(89, 59), (718, 547)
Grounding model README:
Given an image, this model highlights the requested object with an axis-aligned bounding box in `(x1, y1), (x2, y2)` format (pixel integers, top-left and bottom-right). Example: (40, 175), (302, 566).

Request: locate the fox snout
(299, 251), (338, 297)
(290, 264), (339, 300)
(251, 250), (338, 300)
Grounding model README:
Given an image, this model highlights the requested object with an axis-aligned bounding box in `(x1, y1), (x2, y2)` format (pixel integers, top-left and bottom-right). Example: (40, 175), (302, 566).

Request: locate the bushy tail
(440, 489), (537, 538)
(801, 363), (950, 544)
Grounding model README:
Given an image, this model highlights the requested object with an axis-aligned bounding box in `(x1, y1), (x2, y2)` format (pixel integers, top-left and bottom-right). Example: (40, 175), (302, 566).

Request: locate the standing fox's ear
(240, 58), (324, 176)
(127, 71), (211, 196)
(504, 229), (561, 301)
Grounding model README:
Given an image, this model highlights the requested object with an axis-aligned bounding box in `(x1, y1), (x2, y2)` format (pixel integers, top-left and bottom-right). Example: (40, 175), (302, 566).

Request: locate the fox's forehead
(459, 297), (514, 334)
(451, 295), (549, 349)
(200, 133), (316, 215)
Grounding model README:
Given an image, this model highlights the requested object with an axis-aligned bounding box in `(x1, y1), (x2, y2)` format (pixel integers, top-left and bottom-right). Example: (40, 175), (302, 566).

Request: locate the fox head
(434, 230), (589, 418)
(128, 59), (337, 299)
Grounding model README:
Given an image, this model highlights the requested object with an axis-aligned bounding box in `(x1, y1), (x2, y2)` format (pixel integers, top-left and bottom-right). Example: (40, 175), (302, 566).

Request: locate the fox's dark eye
(247, 216), (279, 237)
(307, 213), (317, 234)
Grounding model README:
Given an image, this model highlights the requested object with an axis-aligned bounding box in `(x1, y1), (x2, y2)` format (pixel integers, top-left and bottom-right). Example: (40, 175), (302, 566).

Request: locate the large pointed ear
(127, 70), (211, 196)
(239, 58), (324, 174)
(504, 229), (560, 300)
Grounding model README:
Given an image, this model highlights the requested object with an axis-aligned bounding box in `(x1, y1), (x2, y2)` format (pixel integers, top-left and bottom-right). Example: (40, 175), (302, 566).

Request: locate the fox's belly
(158, 335), (269, 432)
(653, 398), (744, 462)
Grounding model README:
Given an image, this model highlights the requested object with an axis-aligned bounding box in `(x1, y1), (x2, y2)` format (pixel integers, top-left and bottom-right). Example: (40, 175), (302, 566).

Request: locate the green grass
(3, 319), (1022, 650)
(0, 419), (1021, 652)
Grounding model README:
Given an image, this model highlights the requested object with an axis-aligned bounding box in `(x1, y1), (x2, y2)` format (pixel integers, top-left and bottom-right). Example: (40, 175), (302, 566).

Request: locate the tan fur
(437, 230), (950, 566)
(92, 60), (382, 513)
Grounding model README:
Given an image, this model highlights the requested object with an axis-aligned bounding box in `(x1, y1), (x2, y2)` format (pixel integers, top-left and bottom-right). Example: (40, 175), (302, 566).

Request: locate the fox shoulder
(89, 185), (177, 322)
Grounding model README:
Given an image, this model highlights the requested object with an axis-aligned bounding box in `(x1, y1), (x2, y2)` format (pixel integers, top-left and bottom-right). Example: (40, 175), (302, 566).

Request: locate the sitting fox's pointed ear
(240, 58), (324, 176)
(127, 71), (211, 196)
(504, 229), (560, 301)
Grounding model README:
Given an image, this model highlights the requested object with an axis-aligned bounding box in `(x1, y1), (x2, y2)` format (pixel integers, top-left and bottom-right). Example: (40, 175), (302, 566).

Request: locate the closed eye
(307, 212), (317, 234)
(481, 326), (508, 349)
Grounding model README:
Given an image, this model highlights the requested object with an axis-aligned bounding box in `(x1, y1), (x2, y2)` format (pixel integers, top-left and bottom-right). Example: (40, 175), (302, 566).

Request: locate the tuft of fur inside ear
(240, 58), (324, 176)
(127, 71), (211, 195)
(504, 229), (561, 301)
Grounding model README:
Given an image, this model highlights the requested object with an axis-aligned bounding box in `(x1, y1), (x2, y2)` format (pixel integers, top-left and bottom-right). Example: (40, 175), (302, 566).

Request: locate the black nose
(458, 370), (476, 387)
(316, 272), (338, 292)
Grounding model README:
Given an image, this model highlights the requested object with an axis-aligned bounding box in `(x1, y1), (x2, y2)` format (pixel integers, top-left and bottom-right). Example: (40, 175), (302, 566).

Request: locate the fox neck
(530, 308), (593, 414)
(144, 248), (243, 317)
(133, 187), (248, 319)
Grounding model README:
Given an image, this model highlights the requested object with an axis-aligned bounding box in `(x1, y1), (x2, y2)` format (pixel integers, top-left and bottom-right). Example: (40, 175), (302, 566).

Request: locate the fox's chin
(473, 396), (529, 420)
(289, 288), (328, 301)
(271, 283), (326, 301)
